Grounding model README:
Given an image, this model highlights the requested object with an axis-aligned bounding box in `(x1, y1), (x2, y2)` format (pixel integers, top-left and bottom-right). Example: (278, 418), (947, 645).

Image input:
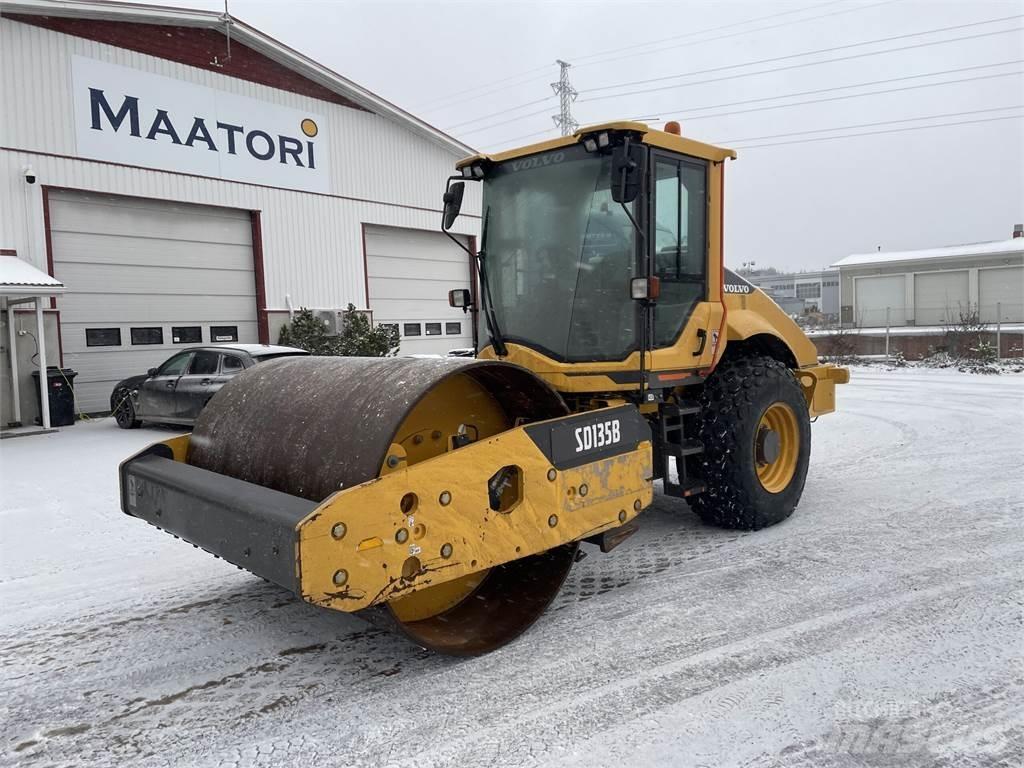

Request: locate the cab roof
(457, 121), (737, 168)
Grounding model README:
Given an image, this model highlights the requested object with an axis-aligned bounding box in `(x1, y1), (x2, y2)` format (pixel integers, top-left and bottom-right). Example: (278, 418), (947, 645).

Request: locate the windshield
(480, 145), (638, 361)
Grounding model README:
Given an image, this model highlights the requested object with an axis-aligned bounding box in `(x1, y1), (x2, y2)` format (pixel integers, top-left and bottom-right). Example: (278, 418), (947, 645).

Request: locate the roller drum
(189, 355), (575, 655)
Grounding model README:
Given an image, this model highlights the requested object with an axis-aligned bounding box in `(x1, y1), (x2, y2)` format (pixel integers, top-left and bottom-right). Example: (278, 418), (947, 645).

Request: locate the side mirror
(147, 367), (158, 377)
(630, 276), (660, 302)
(610, 140), (646, 204)
(442, 181), (465, 230)
(448, 288), (472, 312)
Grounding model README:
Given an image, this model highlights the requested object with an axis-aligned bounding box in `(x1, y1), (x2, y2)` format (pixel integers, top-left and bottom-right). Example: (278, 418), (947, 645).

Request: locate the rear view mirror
(442, 181), (465, 230)
(448, 288), (472, 311)
(147, 367), (158, 377)
(610, 140), (646, 204)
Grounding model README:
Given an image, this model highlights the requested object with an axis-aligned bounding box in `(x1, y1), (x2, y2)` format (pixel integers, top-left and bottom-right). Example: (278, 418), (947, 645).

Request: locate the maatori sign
(72, 55), (330, 193)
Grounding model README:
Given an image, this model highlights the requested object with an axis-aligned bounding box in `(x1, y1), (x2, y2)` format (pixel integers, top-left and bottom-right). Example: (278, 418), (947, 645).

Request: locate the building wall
(838, 252), (1024, 327)
(0, 17), (481, 315)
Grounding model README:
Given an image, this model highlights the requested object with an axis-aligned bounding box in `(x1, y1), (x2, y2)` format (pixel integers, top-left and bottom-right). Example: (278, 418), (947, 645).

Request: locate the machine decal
(574, 420), (622, 453)
(723, 268), (755, 294)
(525, 405), (650, 470)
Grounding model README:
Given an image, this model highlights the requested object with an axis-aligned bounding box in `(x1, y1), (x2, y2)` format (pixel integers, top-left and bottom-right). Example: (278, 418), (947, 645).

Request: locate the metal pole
(885, 306), (890, 360)
(996, 301), (1001, 360)
(34, 296), (50, 429)
(550, 60), (578, 136)
(5, 300), (21, 426)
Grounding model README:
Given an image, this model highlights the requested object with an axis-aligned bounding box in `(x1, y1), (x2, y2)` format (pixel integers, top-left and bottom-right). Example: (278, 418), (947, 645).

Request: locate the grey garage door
(49, 190), (257, 413)
(914, 270), (968, 326)
(979, 266), (1024, 323)
(365, 225), (474, 355)
(854, 274), (905, 327)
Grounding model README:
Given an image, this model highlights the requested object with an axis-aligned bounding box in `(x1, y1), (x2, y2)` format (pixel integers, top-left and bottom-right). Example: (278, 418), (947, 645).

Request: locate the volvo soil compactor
(120, 122), (848, 655)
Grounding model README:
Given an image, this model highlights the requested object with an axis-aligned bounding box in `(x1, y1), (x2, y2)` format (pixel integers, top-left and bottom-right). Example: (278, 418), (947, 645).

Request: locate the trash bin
(32, 367), (78, 427)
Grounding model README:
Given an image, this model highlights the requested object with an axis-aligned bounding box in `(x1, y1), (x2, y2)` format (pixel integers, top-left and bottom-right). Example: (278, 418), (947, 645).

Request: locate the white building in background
(744, 269), (840, 318)
(833, 228), (1024, 328)
(1, 0), (480, 422)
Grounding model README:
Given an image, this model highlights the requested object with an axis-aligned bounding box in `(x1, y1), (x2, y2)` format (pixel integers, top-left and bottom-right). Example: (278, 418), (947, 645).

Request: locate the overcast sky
(140, 0), (1022, 271)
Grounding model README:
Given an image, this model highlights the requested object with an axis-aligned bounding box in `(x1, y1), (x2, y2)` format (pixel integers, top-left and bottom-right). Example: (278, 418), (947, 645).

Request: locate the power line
(577, 26), (1023, 105)
(571, 0), (847, 66)
(573, 0), (893, 71)
(416, 0), (890, 119)
(413, 68), (551, 113)
(578, 14), (1023, 99)
(717, 104), (1024, 144)
(655, 60), (1023, 120)
(456, 60), (1022, 139)
(732, 114), (1023, 149)
(677, 69), (1023, 123)
(444, 96), (554, 131)
(411, 0), (868, 114)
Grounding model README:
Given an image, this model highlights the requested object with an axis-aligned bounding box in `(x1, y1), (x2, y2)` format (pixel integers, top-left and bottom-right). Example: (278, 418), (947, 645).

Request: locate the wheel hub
(755, 426), (781, 465)
(754, 402), (800, 494)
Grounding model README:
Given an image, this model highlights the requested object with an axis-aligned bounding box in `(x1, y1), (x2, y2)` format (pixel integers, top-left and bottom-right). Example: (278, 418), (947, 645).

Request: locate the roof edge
(2, 0), (475, 157)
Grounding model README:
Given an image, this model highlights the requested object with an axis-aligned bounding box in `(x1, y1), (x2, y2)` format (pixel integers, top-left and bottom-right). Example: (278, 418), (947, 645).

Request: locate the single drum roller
(169, 357), (585, 654)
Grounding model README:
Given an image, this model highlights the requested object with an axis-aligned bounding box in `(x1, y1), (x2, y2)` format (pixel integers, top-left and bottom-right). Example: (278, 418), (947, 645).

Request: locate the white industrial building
(1, 0), (480, 423)
(744, 269), (840, 319)
(833, 230), (1024, 328)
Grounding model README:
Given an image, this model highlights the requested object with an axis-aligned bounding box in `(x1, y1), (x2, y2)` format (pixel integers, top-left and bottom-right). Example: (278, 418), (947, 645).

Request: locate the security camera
(23, 166), (36, 185)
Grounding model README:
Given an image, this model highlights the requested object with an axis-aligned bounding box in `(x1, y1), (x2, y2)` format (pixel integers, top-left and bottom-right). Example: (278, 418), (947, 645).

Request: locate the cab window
(652, 157), (707, 347)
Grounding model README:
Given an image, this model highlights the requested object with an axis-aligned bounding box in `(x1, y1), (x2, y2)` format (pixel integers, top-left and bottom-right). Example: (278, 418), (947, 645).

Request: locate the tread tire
(114, 395), (141, 429)
(689, 355), (810, 530)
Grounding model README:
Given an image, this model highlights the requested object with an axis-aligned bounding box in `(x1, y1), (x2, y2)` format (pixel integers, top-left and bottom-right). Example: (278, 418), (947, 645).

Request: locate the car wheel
(114, 396), (141, 429)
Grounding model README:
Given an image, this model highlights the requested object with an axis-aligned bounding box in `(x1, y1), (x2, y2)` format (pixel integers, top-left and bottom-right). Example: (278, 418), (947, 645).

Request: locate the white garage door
(854, 274), (905, 327)
(979, 266), (1024, 323)
(915, 270), (968, 326)
(365, 225), (474, 355)
(49, 190), (257, 413)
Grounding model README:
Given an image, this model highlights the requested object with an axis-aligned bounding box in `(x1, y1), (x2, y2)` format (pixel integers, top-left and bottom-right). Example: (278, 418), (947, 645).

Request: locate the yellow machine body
(119, 121), (847, 656)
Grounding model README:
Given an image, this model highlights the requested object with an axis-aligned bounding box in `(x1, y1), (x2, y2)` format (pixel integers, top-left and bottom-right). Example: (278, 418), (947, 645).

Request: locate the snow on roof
(0, 255), (65, 296)
(2, 0), (474, 156)
(833, 238), (1024, 268)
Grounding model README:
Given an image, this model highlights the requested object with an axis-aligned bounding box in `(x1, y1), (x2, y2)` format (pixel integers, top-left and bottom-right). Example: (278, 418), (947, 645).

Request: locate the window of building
(188, 350), (220, 375)
(403, 323), (422, 337)
(796, 283), (821, 298)
(85, 328), (121, 347)
(445, 322), (462, 335)
(172, 326), (202, 344)
(210, 325), (238, 342)
(130, 327), (163, 345)
(425, 322), (442, 336)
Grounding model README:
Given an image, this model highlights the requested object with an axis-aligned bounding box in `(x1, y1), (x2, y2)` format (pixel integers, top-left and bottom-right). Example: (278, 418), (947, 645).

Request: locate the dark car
(110, 344), (308, 429)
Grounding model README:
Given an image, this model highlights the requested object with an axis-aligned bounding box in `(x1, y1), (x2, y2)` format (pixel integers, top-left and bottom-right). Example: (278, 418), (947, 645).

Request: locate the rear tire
(690, 355), (810, 530)
(114, 396), (141, 429)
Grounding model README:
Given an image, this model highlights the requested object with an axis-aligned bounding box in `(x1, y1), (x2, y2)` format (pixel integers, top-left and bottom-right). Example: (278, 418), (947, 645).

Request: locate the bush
(278, 305), (399, 357)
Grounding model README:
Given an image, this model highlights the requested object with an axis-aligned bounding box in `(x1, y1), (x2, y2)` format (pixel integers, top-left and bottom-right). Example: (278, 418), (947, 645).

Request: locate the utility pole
(551, 60), (578, 136)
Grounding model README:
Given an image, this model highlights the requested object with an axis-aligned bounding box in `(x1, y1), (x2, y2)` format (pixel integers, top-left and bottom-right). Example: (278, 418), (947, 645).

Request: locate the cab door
(649, 152), (722, 370)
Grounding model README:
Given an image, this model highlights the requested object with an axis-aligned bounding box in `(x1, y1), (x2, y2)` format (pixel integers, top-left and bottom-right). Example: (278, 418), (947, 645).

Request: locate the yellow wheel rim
(754, 402), (800, 494)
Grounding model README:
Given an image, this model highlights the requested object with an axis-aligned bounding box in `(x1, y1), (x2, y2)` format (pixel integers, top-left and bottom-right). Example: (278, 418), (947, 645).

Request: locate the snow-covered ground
(2, 367), (1022, 767)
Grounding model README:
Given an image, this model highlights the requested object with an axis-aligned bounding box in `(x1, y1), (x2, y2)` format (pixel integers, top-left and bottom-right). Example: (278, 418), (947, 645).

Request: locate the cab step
(657, 401), (705, 499)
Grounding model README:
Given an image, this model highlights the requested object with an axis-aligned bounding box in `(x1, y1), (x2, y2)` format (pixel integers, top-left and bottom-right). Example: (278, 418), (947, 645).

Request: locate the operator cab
(442, 121), (735, 384)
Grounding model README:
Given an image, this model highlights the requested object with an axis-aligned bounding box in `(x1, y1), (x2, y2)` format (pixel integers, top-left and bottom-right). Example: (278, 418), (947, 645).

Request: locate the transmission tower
(551, 59), (578, 136)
